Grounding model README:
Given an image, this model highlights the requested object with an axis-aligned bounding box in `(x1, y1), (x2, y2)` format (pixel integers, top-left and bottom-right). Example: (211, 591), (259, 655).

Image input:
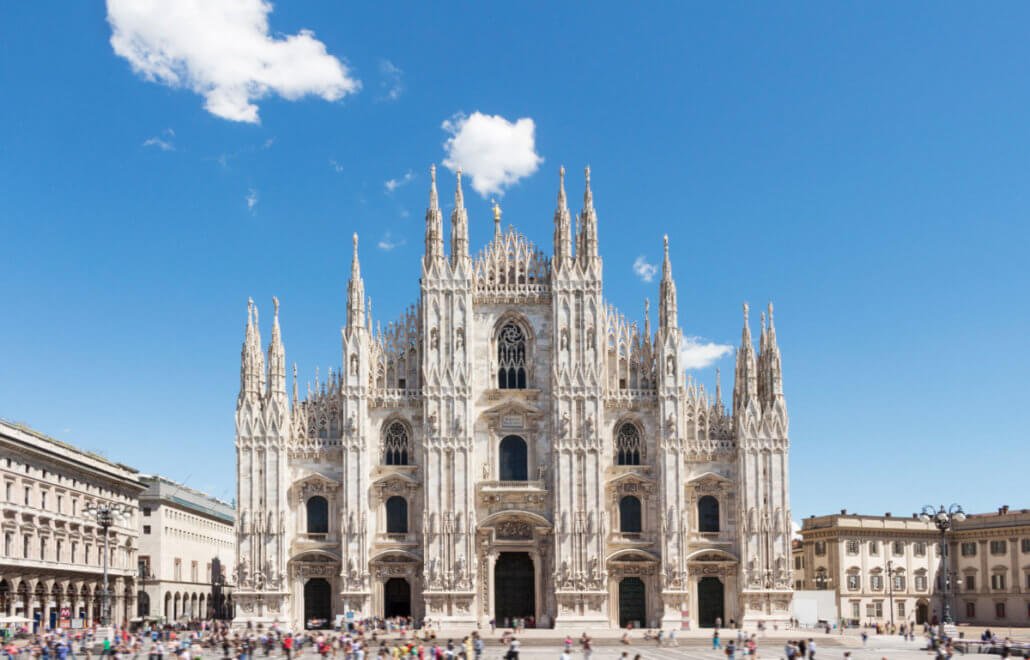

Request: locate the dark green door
(698, 577), (724, 627)
(618, 578), (646, 628)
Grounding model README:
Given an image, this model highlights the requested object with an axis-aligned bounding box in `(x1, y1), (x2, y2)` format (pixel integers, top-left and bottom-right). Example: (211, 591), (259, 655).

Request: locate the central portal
(494, 552), (535, 626)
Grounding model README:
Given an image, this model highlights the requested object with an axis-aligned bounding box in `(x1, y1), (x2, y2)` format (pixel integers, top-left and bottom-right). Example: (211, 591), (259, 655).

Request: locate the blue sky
(1, 2), (1027, 518)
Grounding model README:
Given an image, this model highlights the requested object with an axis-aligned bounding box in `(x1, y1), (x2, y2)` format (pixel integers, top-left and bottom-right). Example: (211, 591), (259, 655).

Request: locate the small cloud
(262, 137), (275, 149)
(680, 336), (734, 370)
(377, 231), (404, 251)
(329, 158), (344, 173)
(246, 188), (259, 213)
(385, 170), (414, 192)
(378, 59), (404, 102)
(107, 0), (360, 123)
(398, 208), (410, 219)
(441, 111), (543, 197)
(142, 128), (176, 151)
(632, 256), (658, 282)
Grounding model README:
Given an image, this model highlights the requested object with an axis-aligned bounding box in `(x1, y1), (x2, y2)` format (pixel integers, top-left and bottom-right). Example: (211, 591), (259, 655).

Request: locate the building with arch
(232, 167), (793, 630)
(136, 475), (235, 623)
(0, 420), (143, 631)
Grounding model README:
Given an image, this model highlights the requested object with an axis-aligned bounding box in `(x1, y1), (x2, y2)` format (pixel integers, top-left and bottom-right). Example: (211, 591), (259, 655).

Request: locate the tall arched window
(306, 496), (328, 534)
(698, 495), (720, 532)
(386, 496), (408, 534)
(382, 421), (411, 466)
(497, 322), (527, 389)
(499, 435), (528, 481)
(615, 423), (642, 465)
(620, 496), (642, 533)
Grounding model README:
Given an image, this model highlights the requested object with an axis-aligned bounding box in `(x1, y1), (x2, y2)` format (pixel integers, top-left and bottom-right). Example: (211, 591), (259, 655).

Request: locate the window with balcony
(698, 496), (720, 533)
(499, 435), (528, 481)
(386, 496), (408, 534)
(619, 495), (642, 534)
(306, 496), (329, 535)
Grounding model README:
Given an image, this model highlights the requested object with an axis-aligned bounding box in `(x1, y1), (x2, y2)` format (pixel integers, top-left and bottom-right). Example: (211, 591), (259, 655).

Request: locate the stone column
(530, 550), (542, 623)
(487, 552), (497, 623)
(41, 579), (54, 631)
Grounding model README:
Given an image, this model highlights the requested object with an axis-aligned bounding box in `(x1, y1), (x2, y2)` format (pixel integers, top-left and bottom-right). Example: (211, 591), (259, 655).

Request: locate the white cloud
(143, 128), (175, 151)
(632, 256), (658, 282)
(792, 520), (802, 540)
(246, 188), (259, 212)
(329, 158), (344, 173)
(441, 111), (543, 197)
(378, 59), (404, 102)
(377, 232), (404, 251)
(107, 0), (360, 123)
(679, 336), (734, 370)
(385, 170), (414, 192)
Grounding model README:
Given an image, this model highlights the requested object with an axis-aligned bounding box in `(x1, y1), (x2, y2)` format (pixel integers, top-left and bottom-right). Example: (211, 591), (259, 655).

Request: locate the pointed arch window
(497, 322), (527, 389)
(615, 423), (643, 465)
(382, 421), (412, 466)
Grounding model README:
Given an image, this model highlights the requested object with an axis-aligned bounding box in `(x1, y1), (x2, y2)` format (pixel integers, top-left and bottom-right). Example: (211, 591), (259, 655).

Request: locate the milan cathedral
(233, 166), (793, 630)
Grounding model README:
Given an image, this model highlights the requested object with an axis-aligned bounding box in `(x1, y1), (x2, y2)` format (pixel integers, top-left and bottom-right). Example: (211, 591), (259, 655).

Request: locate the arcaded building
(232, 167), (794, 630)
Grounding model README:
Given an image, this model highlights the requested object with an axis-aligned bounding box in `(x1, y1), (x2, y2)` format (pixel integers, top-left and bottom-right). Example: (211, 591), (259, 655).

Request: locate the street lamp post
(84, 502), (131, 631)
(919, 504), (966, 639)
(886, 559), (895, 628)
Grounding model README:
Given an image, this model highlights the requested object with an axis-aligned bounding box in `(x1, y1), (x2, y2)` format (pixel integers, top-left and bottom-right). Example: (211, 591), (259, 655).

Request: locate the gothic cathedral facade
(233, 166), (793, 630)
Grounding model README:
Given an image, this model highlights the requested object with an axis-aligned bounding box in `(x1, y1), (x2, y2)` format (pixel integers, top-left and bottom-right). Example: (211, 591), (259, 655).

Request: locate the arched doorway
(383, 578), (411, 618)
(494, 552), (534, 627)
(618, 578), (646, 628)
(916, 600), (929, 625)
(303, 578), (332, 629)
(698, 577), (724, 627)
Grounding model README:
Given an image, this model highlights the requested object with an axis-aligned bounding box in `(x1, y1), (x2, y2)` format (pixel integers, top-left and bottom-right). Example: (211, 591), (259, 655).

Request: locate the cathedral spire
(715, 367), (723, 410)
(765, 301), (784, 403)
(451, 168), (470, 265)
(643, 298), (652, 343)
(424, 164), (445, 267)
(733, 302), (758, 416)
(266, 296), (286, 398)
(492, 199), (502, 240)
(659, 235), (679, 330)
(553, 166), (572, 269)
(347, 233), (366, 331)
(239, 298), (258, 400)
(292, 363), (299, 404)
(577, 166), (598, 262)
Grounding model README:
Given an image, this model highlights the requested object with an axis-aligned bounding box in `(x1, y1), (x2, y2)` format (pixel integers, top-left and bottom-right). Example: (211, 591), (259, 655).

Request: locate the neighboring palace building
(0, 420), (143, 630)
(232, 167), (794, 630)
(137, 475), (235, 623)
(799, 507), (1030, 627)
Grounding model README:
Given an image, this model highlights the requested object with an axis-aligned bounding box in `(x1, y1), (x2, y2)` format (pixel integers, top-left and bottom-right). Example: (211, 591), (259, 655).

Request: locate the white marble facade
(232, 167), (793, 631)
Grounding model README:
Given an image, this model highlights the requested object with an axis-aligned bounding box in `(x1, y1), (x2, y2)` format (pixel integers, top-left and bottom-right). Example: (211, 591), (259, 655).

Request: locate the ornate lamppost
(84, 502), (131, 630)
(918, 504), (965, 638)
